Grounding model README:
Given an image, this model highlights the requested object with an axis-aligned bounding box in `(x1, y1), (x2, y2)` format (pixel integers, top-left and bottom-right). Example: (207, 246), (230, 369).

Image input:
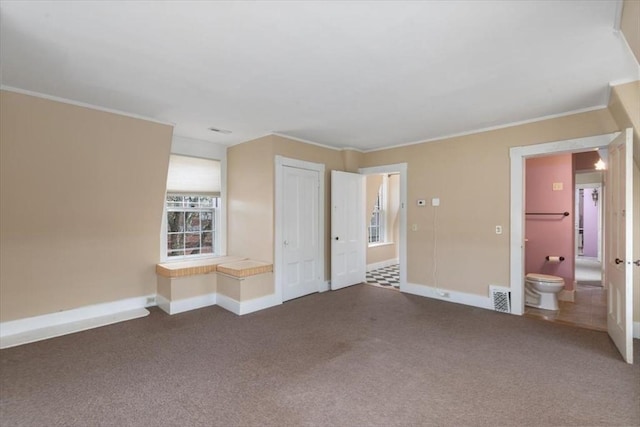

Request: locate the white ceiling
(1, 1), (638, 151)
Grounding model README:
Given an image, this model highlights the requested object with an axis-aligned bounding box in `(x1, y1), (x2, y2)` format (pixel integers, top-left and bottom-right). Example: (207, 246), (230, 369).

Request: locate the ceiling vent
(208, 127), (232, 134)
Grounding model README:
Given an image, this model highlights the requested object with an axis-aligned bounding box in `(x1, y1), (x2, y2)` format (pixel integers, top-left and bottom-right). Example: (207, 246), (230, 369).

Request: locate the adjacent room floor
(525, 256), (606, 331)
(365, 264), (399, 290)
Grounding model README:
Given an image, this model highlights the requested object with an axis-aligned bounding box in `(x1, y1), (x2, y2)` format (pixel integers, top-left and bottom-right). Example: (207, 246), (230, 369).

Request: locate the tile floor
(525, 283), (606, 331)
(365, 264), (400, 290)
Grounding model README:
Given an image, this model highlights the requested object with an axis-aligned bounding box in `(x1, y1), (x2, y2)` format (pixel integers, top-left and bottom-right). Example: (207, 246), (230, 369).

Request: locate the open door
(605, 128), (634, 364)
(331, 170), (365, 290)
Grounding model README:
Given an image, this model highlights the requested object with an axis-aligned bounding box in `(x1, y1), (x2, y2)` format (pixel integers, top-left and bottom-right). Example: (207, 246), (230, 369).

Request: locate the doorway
(521, 152), (606, 331)
(274, 156), (325, 302)
(359, 163), (407, 291)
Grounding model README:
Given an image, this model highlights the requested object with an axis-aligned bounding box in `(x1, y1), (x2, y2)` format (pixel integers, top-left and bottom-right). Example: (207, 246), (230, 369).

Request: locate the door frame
(359, 163), (408, 291)
(275, 156), (325, 303)
(509, 132), (618, 315)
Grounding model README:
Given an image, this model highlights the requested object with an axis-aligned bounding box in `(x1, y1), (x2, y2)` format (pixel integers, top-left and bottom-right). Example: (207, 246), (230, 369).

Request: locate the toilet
(525, 273), (565, 311)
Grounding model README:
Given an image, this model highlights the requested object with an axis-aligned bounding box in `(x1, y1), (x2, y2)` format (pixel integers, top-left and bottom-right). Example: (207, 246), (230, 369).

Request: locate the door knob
(334, 237), (339, 241)
(283, 240), (289, 246)
(615, 258), (623, 265)
(634, 260), (640, 267)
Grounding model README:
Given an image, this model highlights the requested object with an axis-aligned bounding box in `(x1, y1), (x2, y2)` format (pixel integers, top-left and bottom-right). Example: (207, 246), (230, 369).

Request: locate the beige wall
(621, 0), (640, 64)
(227, 134), (345, 280)
(361, 109), (618, 296)
(0, 90), (173, 322)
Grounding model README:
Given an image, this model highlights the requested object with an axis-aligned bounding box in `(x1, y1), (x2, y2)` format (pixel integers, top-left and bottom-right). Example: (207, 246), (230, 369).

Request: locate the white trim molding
(0, 295), (154, 349)
(634, 322), (640, 339)
(156, 293), (218, 315)
(403, 282), (494, 311)
(509, 132), (619, 315)
(359, 163), (408, 292)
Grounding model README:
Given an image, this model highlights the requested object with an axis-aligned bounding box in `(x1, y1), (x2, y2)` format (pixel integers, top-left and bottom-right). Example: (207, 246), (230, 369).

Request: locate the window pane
(186, 196), (199, 208)
(200, 196), (213, 208)
(185, 233), (200, 249)
(166, 195), (183, 207)
(202, 232), (213, 248)
(167, 212), (184, 232)
(201, 211), (213, 231)
(168, 234), (184, 250)
(186, 212), (200, 232)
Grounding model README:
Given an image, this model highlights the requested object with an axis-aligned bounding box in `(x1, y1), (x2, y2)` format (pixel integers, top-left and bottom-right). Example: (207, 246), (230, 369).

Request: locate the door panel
(331, 170), (365, 290)
(282, 166), (320, 301)
(605, 128), (633, 364)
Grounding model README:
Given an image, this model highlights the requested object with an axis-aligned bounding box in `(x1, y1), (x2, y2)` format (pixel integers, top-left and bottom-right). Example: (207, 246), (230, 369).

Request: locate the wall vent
(490, 286), (511, 313)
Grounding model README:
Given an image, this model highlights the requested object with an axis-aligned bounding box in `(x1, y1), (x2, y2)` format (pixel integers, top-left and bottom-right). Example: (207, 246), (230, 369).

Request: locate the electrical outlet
(495, 225), (502, 235)
(411, 224), (418, 231)
(146, 297), (156, 305)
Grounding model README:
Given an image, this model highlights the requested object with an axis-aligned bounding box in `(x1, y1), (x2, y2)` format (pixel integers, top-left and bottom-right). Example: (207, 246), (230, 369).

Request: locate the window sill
(368, 242), (394, 248)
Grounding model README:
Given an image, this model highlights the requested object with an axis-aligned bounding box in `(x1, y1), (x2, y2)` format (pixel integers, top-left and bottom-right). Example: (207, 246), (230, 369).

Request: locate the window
(369, 181), (385, 244)
(166, 195), (219, 258)
(163, 154), (222, 260)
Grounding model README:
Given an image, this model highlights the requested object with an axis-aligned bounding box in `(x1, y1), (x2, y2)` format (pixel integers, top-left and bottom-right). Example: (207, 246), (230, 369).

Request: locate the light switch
(432, 198), (440, 206)
(552, 182), (563, 191)
(495, 225), (502, 235)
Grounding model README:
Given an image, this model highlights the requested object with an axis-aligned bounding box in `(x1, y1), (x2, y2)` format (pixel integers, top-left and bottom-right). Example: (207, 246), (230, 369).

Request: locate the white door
(605, 128), (633, 364)
(282, 166), (320, 301)
(331, 170), (365, 290)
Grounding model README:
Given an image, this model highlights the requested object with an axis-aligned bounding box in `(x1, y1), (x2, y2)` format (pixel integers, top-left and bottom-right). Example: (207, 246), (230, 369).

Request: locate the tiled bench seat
(155, 257), (275, 316)
(155, 256), (246, 278)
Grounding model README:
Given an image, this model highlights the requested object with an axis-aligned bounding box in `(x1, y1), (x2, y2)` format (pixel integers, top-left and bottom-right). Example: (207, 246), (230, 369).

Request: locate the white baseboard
(0, 294), (154, 349)
(216, 292), (281, 316)
(367, 258), (399, 272)
(634, 321), (640, 339)
(216, 293), (241, 315)
(156, 293), (217, 315)
(403, 282), (494, 311)
(238, 293), (282, 315)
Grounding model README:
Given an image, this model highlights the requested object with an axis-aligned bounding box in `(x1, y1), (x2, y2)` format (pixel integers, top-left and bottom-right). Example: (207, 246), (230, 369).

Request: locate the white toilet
(525, 273), (564, 311)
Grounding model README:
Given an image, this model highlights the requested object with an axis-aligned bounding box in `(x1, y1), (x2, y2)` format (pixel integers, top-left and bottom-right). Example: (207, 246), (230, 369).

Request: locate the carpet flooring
(1, 284), (638, 427)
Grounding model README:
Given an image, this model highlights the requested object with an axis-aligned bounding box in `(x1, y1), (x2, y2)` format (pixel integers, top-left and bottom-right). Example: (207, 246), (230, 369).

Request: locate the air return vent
(490, 286), (511, 313)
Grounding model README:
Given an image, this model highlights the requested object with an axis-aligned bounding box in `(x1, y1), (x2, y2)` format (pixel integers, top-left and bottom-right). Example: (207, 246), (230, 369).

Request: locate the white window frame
(161, 139), (227, 262)
(165, 193), (221, 260)
(368, 175), (388, 245)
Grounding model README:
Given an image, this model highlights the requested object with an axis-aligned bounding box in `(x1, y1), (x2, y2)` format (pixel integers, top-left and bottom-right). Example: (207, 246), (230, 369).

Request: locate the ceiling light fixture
(594, 159), (606, 170)
(208, 127), (232, 134)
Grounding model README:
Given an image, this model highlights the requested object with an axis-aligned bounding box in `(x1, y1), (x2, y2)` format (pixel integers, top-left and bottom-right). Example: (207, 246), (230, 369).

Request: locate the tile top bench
(216, 260), (273, 278)
(155, 256), (246, 278)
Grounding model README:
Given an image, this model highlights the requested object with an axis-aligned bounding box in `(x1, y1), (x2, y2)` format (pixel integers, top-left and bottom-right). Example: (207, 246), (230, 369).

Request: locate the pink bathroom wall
(525, 154), (574, 291)
(582, 188), (598, 257)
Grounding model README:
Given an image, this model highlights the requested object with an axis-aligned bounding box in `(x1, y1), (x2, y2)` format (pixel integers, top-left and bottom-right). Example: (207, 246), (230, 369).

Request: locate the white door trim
(359, 163), (408, 291)
(509, 133), (619, 315)
(275, 156), (325, 303)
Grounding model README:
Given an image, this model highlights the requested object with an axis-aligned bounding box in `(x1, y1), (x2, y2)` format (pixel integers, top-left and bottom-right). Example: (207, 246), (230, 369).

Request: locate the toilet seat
(526, 273), (564, 283)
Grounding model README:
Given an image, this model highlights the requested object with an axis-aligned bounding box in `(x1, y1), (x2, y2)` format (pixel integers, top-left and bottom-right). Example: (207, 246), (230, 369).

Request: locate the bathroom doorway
(521, 150), (607, 331)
